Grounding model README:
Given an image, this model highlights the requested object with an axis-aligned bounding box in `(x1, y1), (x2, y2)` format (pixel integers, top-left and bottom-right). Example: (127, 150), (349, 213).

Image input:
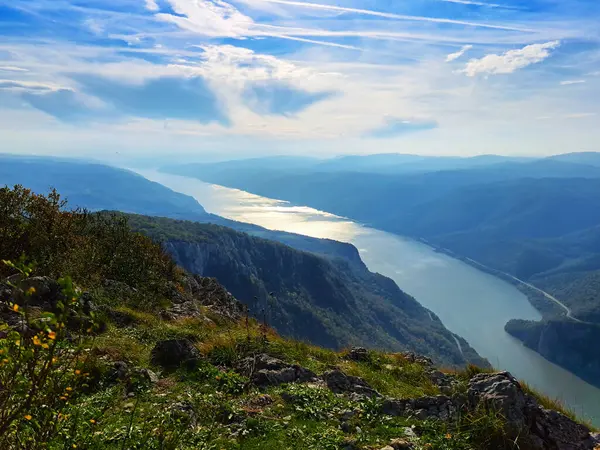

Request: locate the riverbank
(417, 238), (568, 319)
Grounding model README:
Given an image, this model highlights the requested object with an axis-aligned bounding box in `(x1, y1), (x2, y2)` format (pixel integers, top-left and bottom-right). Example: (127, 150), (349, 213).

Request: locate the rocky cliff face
(159, 230), (488, 369)
(506, 319), (600, 388)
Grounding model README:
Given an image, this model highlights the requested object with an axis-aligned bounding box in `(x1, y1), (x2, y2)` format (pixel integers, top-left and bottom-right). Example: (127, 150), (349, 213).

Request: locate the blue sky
(0, 0), (599, 161)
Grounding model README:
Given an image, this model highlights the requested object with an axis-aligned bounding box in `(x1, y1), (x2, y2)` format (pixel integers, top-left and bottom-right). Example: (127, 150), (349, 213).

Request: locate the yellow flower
(74, 369), (81, 375)
(66, 387), (73, 391)
(32, 336), (41, 346)
(47, 331), (56, 340)
(445, 433), (452, 439)
(26, 287), (36, 295)
(24, 415), (32, 421)
(72, 445), (77, 449)
(41, 343), (49, 349)
(52, 357), (58, 363)
(60, 396), (67, 401)
(12, 304), (19, 312)
(90, 419), (96, 424)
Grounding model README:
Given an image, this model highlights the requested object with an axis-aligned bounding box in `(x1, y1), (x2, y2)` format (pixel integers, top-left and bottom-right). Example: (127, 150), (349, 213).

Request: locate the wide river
(139, 170), (600, 425)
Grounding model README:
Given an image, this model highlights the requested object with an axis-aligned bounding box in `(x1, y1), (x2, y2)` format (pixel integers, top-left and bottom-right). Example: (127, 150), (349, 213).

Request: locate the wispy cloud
(0, 66), (29, 73)
(560, 79), (585, 85)
(446, 45), (473, 62)
(364, 117), (438, 138)
(1, 0), (599, 157)
(462, 41), (560, 76)
(145, 0), (160, 12)
(242, 0), (533, 31)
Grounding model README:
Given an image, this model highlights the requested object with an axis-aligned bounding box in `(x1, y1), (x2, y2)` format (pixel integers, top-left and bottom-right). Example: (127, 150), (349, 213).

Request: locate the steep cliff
(128, 214), (488, 368)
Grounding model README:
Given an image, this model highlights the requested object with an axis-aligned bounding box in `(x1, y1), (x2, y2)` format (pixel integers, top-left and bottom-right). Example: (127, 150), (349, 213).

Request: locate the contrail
(247, 0), (534, 32)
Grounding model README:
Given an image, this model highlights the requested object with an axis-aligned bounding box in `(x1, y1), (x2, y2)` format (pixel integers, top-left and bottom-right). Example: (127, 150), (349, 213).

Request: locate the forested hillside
(127, 214), (486, 368)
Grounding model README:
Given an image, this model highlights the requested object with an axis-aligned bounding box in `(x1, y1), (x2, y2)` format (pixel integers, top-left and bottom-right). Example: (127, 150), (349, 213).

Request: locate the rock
(151, 339), (200, 370)
(110, 361), (130, 381)
(381, 396), (459, 421)
(468, 372), (597, 450)
(401, 352), (433, 366)
(137, 368), (159, 384)
(321, 369), (380, 398)
(468, 371), (528, 426)
(170, 401), (197, 428)
(237, 354), (316, 386)
(346, 347), (369, 362)
(381, 439), (414, 450)
(428, 369), (458, 395)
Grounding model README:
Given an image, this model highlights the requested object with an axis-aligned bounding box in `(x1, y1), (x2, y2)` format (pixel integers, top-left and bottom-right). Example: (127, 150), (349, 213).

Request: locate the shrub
(0, 259), (98, 449)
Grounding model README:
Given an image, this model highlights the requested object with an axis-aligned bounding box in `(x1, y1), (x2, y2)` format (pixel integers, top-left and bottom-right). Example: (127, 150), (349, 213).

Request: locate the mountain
(0, 155), (373, 265)
(1, 184), (593, 449)
(0, 154), (209, 220)
(127, 214), (486, 367)
(163, 153), (535, 176)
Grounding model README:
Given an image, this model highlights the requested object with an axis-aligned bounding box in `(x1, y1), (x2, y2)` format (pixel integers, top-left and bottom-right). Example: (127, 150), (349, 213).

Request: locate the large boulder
(237, 354), (316, 386)
(468, 372), (597, 450)
(151, 339), (201, 370)
(468, 371), (528, 426)
(321, 369), (381, 399)
(346, 347), (369, 362)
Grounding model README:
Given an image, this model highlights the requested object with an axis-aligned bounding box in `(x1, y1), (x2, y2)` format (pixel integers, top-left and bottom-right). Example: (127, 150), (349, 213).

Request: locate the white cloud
(446, 45), (473, 62)
(560, 79), (585, 85)
(564, 112), (596, 119)
(0, 66), (29, 72)
(145, 0), (160, 11)
(156, 0), (253, 38)
(462, 41), (560, 76)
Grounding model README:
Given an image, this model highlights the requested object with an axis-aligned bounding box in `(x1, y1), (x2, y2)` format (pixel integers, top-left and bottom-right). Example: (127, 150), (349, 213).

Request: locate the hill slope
(128, 214), (486, 368)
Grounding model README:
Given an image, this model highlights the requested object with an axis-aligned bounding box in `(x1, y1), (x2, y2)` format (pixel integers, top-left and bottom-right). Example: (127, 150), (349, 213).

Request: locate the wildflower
(215, 375), (221, 380)
(72, 445), (77, 448)
(66, 387), (73, 391)
(52, 357), (58, 363)
(75, 369), (81, 375)
(41, 343), (49, 349)
(32, 336), (42, 346)
(445, 433), (452, 439)
(24, 415), (32, 421)
(12, 304), (19, 312)
(90, 419), (96, 424)
(26, 287), (36, 295)
(60, 396), (67, 401)
(47, 331), (56, 340)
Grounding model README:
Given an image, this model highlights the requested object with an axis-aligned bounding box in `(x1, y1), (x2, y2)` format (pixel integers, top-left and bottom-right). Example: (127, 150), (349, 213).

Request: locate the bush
(0, 260), (99, 449)
(0, 185), (181, 309)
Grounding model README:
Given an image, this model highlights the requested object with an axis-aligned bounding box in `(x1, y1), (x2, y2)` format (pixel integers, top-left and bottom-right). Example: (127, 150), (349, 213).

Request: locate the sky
(0, 0), (599, 162)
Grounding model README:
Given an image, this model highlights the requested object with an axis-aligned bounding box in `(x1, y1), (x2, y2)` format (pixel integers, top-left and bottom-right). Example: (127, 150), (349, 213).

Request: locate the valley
(139, 169), (600, 426)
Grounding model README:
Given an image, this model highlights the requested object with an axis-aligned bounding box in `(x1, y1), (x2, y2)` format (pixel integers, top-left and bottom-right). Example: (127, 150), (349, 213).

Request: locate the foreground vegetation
(0, 185), (595, 449)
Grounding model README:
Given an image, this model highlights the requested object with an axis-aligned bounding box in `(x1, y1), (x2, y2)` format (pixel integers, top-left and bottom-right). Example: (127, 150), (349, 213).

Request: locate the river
(138, 169), (600, 426)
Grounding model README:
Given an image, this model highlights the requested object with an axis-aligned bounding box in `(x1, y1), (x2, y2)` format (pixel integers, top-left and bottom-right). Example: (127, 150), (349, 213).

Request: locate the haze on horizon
(1, 0), (599, 162)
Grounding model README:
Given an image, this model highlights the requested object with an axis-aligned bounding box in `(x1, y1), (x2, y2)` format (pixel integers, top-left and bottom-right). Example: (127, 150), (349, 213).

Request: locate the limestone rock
(321, 369), (381, 398)
(346, 347), (369, 362)
(381, 396), (459, 421)
(468, 371), (597, 450)
(151, 339), (200, 370)
(237, 354), (316, 386)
